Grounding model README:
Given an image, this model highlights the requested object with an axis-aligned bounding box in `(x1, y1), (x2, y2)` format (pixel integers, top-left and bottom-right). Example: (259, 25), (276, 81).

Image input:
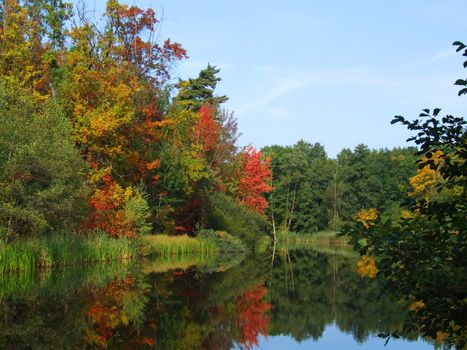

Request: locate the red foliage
(235, 285), (271, 350)
(237, 146), (273, 213)
(195, 103), (221, 153)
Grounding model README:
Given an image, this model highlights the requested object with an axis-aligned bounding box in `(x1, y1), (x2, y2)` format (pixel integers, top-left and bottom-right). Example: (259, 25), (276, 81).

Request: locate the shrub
(124, 187), (152, 236)
(205, 192), (270, 246)
(0, 82), (88, 241)
(197, 229), (247, 254)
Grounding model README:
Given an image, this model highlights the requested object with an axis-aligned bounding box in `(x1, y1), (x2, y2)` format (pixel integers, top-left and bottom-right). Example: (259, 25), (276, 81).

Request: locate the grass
(278, 230), (350, 248)
(139, 234), (217, 257)
(0, 233), (136, 274)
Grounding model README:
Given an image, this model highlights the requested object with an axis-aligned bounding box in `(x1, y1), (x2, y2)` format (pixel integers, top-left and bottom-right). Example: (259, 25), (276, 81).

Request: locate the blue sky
(81, 1), (467, 157)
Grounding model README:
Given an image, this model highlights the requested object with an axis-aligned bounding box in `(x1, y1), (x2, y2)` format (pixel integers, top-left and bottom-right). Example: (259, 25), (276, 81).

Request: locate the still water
(0, 248), (433, 349)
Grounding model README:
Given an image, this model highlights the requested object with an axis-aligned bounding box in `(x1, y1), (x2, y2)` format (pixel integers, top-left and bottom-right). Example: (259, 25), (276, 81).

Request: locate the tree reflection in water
(0, 249), (435, 349)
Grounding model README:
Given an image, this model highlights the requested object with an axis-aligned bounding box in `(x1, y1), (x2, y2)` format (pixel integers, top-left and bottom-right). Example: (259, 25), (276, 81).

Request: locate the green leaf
(453, 41), (466, 52)
(391, 115), (404, 124)
(358, 238), (368, 248)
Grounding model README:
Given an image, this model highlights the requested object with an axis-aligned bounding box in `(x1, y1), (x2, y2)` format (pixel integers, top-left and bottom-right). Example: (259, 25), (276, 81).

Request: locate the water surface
(0, 248), (434, 349)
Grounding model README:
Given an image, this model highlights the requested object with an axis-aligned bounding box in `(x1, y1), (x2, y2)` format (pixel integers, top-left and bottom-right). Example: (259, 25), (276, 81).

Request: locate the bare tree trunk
(283, 183), (290, 232)
(332, 163), (339, 231)
(287, 183), (297, 232)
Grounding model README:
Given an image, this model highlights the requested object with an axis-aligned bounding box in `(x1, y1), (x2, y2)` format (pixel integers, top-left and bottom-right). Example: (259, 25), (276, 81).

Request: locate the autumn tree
(0, 0), (71, 94)
(237, 146), (272, 214)
(56, 0), (187, 236)
(155, 65), (237, 233)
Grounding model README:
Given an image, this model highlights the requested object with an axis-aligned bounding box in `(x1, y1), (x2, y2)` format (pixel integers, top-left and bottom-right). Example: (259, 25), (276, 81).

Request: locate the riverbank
(139, 234), (216, 257)
(0, 230), (251, 274)
(0, 234), (135, 274)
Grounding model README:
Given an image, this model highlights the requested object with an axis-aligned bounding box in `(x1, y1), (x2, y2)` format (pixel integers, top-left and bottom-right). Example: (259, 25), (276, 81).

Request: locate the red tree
(195, 103), (221, 153)
(237, 146), (273, 213)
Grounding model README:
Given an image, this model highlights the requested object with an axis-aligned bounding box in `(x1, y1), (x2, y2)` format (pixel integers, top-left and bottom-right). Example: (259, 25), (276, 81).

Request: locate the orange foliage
(195, 103), (221, 153)
(61, 1), (187, 236)
(355, 255), (378, 279)
(356, 208), (378, 229)
(85, 276), (157, 348)
(237, 147), (273, 213)
(85, 277), (136, 347)
(86, 174), (135, 238)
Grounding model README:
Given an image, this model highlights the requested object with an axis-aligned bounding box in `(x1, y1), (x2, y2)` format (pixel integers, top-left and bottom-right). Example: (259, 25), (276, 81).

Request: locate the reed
(139, 234), (217, 257)
(0, 233), (136, 274)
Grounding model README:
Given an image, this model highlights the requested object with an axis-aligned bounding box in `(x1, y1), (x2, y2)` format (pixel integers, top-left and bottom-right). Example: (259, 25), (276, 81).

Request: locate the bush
(197, 229), (247, 254)
(205, 192), (270, 246)
(0, 82), (88, 241)
(124, 187), (152, 236)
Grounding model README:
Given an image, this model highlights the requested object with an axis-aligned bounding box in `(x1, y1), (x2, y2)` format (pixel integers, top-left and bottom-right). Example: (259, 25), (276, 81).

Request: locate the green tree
(0, 82), (88, 241)
(175, 64), (228, 111)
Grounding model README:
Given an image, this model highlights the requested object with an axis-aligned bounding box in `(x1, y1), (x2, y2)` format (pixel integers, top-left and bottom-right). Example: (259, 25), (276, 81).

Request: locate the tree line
(263, 141), (418, 234)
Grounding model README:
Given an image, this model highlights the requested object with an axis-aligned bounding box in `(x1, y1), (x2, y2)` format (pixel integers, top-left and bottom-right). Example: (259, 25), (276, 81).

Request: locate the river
(0, 247), (434, 349)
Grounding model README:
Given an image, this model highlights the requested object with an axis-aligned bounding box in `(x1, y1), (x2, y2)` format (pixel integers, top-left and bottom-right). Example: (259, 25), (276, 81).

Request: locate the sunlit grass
(139, 234), (216, 257)
(0, 233), (136, 274)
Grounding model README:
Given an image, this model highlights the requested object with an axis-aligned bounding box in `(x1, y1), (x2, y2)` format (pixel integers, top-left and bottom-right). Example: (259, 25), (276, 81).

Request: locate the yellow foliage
(356, 208), (378, 229)
(409, 151), (444, 200)
(120, 315), (129, 326)
(409, 300), (426, 311)
(356, 255), (378, 279)
(89, 167), (112, 185)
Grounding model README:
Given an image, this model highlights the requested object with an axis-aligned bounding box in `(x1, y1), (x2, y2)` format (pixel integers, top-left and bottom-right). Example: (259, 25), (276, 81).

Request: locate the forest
(0, 0), (422, 245)
(0, 1), (465, 349)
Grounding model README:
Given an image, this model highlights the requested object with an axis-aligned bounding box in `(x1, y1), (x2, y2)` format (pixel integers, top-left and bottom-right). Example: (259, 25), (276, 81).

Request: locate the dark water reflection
(0, 249), (433, 349)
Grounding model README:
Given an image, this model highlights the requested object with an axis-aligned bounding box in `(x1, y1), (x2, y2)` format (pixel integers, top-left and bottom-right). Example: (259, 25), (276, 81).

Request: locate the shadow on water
(0, 248), (437, 349)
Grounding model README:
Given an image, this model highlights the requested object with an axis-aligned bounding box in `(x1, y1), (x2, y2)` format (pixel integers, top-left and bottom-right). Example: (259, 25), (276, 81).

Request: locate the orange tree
(56, 0), (187, 236)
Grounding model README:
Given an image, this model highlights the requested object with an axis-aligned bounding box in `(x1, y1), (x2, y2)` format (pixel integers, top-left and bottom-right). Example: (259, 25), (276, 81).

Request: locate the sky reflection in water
(255, 324), (432, 350)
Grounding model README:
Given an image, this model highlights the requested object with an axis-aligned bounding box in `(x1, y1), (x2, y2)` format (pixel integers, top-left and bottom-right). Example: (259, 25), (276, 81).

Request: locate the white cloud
(408, 48), (457, 69)
(236, 76), (317, 114)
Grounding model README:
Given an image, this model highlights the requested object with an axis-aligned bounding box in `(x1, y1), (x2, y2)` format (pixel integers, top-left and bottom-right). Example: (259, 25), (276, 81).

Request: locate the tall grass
(0, 233), (135, 274)
(139, 234), (216, 257)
